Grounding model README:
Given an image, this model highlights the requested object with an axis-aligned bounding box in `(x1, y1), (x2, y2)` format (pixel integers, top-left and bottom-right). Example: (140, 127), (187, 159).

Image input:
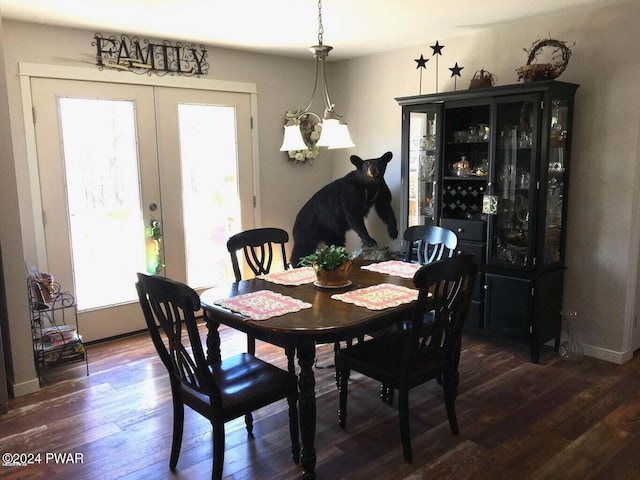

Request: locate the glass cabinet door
(541, 97), (570, 266)
(407, 109), (438, 227)
(489, 96), (539, 268)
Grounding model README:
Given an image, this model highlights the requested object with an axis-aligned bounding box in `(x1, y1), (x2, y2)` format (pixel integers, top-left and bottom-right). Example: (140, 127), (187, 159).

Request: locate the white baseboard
(546, 337), (633, 365)
(10, 377), (41, 397)
(582, 344), (633, 365)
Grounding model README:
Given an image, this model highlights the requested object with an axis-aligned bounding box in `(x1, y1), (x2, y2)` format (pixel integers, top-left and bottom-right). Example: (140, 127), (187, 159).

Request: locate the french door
(30, 78), (254, 340)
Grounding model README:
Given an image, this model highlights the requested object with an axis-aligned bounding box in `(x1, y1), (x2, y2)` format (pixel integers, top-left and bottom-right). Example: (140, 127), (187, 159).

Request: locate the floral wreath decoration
(284, 109), (322, 164)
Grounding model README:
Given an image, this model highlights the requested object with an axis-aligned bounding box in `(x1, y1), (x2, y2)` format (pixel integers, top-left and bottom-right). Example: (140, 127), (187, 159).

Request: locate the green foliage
(298, 245), (352, 272)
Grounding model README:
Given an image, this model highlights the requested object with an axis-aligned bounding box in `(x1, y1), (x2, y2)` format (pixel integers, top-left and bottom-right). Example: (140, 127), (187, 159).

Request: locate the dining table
(199, 259), (424, 479)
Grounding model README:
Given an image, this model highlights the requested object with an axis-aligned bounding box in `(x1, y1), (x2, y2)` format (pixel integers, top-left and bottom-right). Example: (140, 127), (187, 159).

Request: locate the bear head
(350, 151), (392, 184)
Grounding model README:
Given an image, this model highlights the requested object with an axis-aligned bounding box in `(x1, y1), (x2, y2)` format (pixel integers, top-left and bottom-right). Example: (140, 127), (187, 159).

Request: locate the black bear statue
(290, 151), (398, 266)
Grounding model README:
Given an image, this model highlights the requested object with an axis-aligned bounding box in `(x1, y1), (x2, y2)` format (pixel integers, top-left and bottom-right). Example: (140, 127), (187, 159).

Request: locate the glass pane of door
(154, 86), (254, 288)
(542, 98), (569, 265)
(177, 104), (240, 287)
(408, 110), (437, 227)
(491, 98), (536, 267)
(58, 98), (146, 310)
(31, 78), (160, 340)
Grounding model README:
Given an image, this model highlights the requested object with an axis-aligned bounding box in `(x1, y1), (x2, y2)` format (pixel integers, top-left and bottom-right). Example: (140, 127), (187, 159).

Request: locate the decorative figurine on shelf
(516, 38), (574, 82)
(473, 158), (489, 177)
(469, 69), (497, 89)
(29, 267), (57, 308)
(451, 155), (470, 177)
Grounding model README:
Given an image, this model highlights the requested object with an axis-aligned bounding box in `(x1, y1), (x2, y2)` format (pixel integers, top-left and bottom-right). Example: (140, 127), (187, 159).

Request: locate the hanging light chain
(317, 0), (324, 46)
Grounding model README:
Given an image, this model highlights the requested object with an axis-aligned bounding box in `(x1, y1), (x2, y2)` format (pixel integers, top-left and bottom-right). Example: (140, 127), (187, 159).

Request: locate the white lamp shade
(280, 123), (308, 151)
(328, 122), (355, 149)
(316, 118), (340, 147)
(318, 118), (355, 149)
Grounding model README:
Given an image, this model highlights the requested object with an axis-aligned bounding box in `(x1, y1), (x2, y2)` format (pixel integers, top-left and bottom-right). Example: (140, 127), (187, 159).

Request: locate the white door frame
(18, 62), (261, 273)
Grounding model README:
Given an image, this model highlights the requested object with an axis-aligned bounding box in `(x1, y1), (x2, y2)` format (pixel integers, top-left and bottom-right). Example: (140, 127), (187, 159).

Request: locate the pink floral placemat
(258, 267), (316, 286)
(331, 283), (418, 310)
(214, 290), (312, 320)
(361, 260), (422, 279)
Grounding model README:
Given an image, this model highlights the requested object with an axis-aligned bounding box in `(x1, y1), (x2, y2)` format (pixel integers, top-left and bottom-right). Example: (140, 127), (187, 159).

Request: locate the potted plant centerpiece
(298, 245), (353, 287)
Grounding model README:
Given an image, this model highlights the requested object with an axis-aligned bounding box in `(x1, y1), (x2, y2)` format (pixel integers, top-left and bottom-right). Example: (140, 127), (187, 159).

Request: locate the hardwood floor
(2, 323), (640, 480)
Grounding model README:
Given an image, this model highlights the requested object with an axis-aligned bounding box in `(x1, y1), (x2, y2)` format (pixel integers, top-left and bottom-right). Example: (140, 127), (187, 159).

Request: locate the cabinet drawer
(441, 219), (486, 242)
(456, 241), (486, 264)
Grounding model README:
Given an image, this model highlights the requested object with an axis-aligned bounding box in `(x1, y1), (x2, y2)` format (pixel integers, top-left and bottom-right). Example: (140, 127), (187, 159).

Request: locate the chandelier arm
(301, 57), (321, 115)
(320, 57), (343, 119)
(320, 57), (333, 113)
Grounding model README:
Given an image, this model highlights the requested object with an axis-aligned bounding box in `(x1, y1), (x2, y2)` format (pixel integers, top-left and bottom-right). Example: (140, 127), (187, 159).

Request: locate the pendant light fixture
(279, 0), (354, 152)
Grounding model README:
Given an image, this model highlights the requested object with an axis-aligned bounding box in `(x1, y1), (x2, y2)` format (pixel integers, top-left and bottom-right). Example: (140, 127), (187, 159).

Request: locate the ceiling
(0, 0), (621, 60)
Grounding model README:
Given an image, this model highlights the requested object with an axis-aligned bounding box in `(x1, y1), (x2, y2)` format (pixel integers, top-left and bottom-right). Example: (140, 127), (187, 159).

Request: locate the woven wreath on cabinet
(516, 39), (573, 82)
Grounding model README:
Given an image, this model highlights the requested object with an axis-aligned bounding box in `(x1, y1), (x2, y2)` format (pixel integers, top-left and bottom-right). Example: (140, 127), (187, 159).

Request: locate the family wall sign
(93, 33), (209, 77)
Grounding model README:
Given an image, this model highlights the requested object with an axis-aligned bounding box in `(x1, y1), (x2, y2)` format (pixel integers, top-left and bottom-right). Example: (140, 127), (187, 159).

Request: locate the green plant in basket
(299, 245), (353, 287)
(298, 245), (353, 272)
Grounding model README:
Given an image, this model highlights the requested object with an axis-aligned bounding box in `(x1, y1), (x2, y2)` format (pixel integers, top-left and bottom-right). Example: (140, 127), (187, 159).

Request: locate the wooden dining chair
(337, 254), (477, 463)
(226, 227), (293, 365)
(377, 224), (460, 402)
(402, 224), (458, 264)
(136, 272), (300, 480)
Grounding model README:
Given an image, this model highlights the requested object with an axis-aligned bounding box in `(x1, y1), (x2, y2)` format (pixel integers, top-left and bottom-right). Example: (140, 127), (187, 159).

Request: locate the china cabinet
(396, 80), (579, 362)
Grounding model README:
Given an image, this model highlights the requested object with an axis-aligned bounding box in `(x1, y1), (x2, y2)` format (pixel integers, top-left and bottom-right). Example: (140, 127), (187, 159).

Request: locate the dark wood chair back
(226, 227), (289, 282)
(136, 272), (300, 479)
(407, 254), (476, 366)
(136, 272), (205, 394)
(402, 225), (458, 264)
(337, 255), (477, 463)
(226, 227), (292, 358)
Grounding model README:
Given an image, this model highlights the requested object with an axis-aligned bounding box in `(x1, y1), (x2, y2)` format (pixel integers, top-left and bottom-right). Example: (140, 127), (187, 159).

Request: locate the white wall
(334, 0), (640, 361)
(0, 14), (39, 396)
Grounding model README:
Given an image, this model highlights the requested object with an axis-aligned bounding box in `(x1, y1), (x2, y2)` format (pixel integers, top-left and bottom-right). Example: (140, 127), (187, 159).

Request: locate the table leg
(297, 342), (316, 479)
(204, 312), (222, 365)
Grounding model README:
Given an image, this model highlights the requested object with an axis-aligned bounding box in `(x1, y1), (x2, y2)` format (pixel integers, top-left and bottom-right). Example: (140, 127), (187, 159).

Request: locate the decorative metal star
(430, 41), (444, 56)
(414, 54), (429, 69)
(449, 62), (464, 77)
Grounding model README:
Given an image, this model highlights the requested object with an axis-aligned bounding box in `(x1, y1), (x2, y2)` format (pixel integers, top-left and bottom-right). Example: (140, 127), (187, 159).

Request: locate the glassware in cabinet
(542, 98), (570, 266)
(440, 103), (490, 232)
(407, 109), (438, 227)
